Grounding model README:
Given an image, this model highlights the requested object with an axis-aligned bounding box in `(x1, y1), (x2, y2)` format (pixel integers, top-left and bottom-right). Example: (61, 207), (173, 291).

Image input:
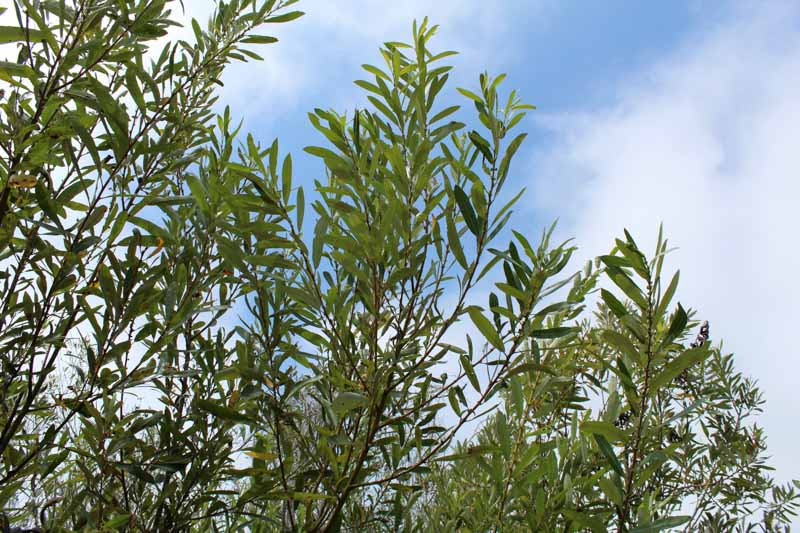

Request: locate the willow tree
(419, 231), (800, 532)
(0, 0), (303, 530)
(208, 18), (593, 531)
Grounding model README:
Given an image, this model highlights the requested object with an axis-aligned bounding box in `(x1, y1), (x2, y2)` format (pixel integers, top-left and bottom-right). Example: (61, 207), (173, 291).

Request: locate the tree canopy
(0, 1), (796, 531)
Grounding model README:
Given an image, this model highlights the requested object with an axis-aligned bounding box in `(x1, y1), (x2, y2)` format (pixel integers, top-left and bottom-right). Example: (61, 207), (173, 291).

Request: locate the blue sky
(184, 0), (800, 501)
(213, 1), (711, 166)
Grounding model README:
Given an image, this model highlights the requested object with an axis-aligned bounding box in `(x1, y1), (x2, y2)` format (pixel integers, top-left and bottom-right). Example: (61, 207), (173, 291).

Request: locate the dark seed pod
(614, 410), (632, 428)
(690, 320), (710, 348)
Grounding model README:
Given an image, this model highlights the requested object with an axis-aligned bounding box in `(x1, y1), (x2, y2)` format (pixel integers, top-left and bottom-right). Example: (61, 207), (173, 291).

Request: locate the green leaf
(454, 185), (480, 235)
(125, 68), (146, 111)
(296, 186), (305, 228)
(614, 357), (639, 402)
(602, 330), (640, 364)
(244, 450), (278, 461)
(498, 133), (526, 183)
(457, 87), (482, 102)
(659, 303), (687, 350)
(0, 26), (46, 44)
(217, 238), (246, 271)
(594, 434), (624, 477)
(34, 181), (61, 229)
(430, 105), (460, 124)
(598, 476), (623, 507)
(262, 491), (333, 501)
(104, 514), (132, 528)
(242, 35), (279, 44)
(601, 288), (629, 318)
(185, 174), (210, 213)
(600, 255), (630, 269)
(448, 388), (462, 416)
(312, 218), (327, 269)
(304, 145), (351, 172)
(0, 61), (35, 79)
(83, 77), (128, 136)
(530, 327), (575, 339)
(332, 392), (368, 414)
(191, 18), (204, 49)
(509, 362), (556, 378)
(119, 464), (156, 484)
(649, 346), (710, 391)
(468, 130), (494, 163)
(630, 516), (691, 532)
(40, 450), (69, 479)
(446, 213), (468, 268)
(605, 265), (648, 310)
(496, 282), (527, 302)
(435, 445), (495, 463)
(461, 354), (480, 392)
(265, 11), (305, 23)
(281, 153), (292, 203)
(497, 412), (511, 459)
(582, 421), (626, 443)
(616, 238), (649, 279)
(65, 113), (102, 170)
(466, 307), (504, 353)
(196, 399), (253, 424)
(655, 270), (680, 320)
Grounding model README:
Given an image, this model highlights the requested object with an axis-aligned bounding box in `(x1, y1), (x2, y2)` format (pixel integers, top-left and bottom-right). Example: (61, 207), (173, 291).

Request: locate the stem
(618, 275), (655, 531)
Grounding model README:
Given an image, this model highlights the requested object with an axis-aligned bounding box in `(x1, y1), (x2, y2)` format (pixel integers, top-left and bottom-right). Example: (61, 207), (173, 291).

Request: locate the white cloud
(529, 1), (800, 489)
(172, 0), (549, 125)
(0, 0), (546, 126)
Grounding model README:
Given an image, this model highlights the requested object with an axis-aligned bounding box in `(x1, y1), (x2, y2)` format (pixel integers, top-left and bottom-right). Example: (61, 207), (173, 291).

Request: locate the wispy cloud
(169, 1), (549, 127)
(529, 1), (800, 484)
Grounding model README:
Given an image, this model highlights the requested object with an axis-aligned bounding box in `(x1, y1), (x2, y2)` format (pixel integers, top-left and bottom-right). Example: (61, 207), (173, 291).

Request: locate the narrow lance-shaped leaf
(616, 238), (649, 279)
(466, 307), (505, 353)
(655, 270), (680, 320)
(468, 130), (494, 163)
(454, 185), (481, 235)
(497, 412), (511, 459)
(0, 26), (46, 44)
(604, 264), (648, 310)
(649, 346), (711, 391)
(530, 327), (576, 339)
(582, 421), (626, 443)
(593, 434), (624, 477)
(296, 186), (305, 228)
(659, 302), (687, 350)
(497, 132), (526, 184)
(191, 18), (204, 50)
(461, 354), (480, 392)
(601, 288), (629, 318)
(282, 154), (292, 203)
(332, 392), (368, 414)
(599, 476), (623, 508)
(630, 516), (691, 533)
(447, 212), (469, 268)
(602, 330), (640, 365)
(265, 11), (305, 23)
(242, 35), (279, 44)
(196, 399), (253, 424)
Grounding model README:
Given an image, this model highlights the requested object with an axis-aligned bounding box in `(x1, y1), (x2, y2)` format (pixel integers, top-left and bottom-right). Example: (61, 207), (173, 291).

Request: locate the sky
(191, 0), (800, 502)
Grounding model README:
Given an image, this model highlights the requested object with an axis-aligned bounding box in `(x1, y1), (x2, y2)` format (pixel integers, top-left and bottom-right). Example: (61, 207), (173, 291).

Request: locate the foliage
(0, 0), (304, 530)
(0, 1), (795, 531)
(419, 231), (800, 532)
